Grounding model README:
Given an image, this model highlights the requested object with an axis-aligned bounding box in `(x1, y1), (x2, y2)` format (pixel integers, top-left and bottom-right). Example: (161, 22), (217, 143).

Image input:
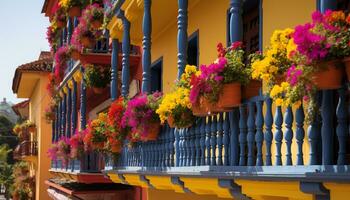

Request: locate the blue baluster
(170, 127), (175, 167)
(337, 87), (348, 165)
(296, 104), (305, 165)
(255, 100), (264, 166)
(239, 105), (247, 166)
(321, 90), (334, 165)
(229, 0), (243, 43)
(80, 68), (87, 129)
(117, 10), (131, 97)
(189, 126), (196, 166)
(182, 128), (187, 166)
(110, 39), (119, 101)
(205, 117), (212, 165)
(211, 116), (217, 166)
(265, 98), (273, 165)
(284, 106), (293, 165)
(67, 17), (73, 44)
(71, 80), (77, 135)
(175, 128), (180, 167)
(179, 129), (184, 166)
(223, 113), (229, 166)
(52, 119), (55, 143)
(319, 0), (337, 13)
(229, 109), (239, 166)
(177, 0), (188, 78)
(55, 107), (59, 142)
(247, 102), (255, 166)
(62, 93), (67, 136)
(142, 0), (152, 93)
(217, 113), (224, 166)
(66, 87), (72, 137)
(195, 119), (201, 166)
(73, 17), (79, 28)
(58, 100), (62, 137)
(199, 117), (206, 165)
(274, 106), (283, 165)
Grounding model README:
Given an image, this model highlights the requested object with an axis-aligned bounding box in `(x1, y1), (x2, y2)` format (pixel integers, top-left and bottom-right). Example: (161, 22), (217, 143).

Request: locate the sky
(0, 1), (50, 104)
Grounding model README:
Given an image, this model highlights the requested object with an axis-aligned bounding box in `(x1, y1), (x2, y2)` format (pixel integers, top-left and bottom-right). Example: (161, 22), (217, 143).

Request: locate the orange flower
(326, 10), (345, 23)
(346, 14), (350, 24)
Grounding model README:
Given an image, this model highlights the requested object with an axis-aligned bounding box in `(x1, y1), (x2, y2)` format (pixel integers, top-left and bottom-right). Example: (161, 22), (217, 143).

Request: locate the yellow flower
(293, 100), (302, 109)
(286, 38), (297, 59)
(281, 82), (289, 90)
(275, 98), (283, 106)
(270, 85), (282, 98)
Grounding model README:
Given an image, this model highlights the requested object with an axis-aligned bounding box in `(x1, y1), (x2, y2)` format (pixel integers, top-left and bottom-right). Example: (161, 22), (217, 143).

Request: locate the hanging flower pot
(56, 20), (67, 28)
(344, 57), (350, 81)
(167, 115), (175, 128)
(312, 61), (343, 90)
(243, 80), (262, 99)
(92, 87), (104, 94)
(81, 36), (95, 48)
(91, 20), (103, 30)
(68, 6), (81, 17)
(141, 123), (160, 141)
(110, 143), (122, 153)
(217, 83), (241, 108)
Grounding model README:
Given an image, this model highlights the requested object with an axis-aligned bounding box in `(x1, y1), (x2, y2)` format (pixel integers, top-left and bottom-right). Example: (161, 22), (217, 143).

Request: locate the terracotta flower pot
(28, 126), (36, 133)
(344, 57), (350, 81)
(70, 50), (81, 60)
(111, 144), (122, 153)
(92, 142), (104, 150)
(92, 87), (104, 94)
(167, 115), (175, 128)
(143, 123), (160, 141)
(91, 20), (103, 30)
(312, 60), (344, 90)
(243, 80), (262, 99)
(217, 83), (241, 108)
(57, 20), (66, 28)
(81, 37), (95, 48)
(68, 6), (81, 17)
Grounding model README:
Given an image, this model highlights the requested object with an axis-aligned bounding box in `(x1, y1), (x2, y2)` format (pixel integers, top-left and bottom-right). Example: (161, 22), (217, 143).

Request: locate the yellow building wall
(29, 74), (52, 200)
(152, 0), (228, 93)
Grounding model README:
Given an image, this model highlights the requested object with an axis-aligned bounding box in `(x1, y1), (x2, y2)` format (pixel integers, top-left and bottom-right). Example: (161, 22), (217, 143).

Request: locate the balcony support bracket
(300, 182), (330, 200)
(218, 179), (251, 200)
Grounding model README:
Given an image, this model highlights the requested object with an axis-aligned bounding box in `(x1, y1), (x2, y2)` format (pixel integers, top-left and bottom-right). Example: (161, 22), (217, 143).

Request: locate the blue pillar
(274, 106), (283, 166)
(55, 105), (59, 141)
(177, 0), (188, 78)
(229, 0), (243, 43)
(284, 106), (293, 165)
(239, 105), (247, 166)
(264, 98), (273, 166)
(229, 109), (239, 166)
(62, 94), (67, 136)
(296, 105), (305, 165)
(321, 91), (334, 165)
(319, 0), (336, 12)
(111, 39), (119, 100)
(117, 11), (131, 97)
(66, 87), (72, 137)
(58, 100), (62, 137)
(71, 80), (77, 135)
(73, 17), (79, 28)
(255, 100), (264, 166)
(142, 0), (152, 93)
(247, 102), (255, 166)
(80, 68), (87, 129)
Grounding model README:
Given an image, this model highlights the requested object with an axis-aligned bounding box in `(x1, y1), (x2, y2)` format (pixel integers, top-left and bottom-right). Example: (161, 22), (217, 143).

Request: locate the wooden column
(80, 68), (87, 129)
(142, 0), (152, 93)
(229, 0), (243, 43)
(66, 86), (72, 137)
(111, 39), (119, 100)
(177, 0), (188, 78)
(71, 80), (77, 135)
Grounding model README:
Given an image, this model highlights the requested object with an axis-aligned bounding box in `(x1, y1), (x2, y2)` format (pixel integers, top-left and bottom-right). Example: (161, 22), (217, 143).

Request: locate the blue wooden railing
(105, 88), (348, 169)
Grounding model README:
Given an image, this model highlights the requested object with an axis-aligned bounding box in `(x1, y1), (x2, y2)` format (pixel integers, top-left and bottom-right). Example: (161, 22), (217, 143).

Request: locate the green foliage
(223, 47), (250, 85)
(84, 65), (111, 88)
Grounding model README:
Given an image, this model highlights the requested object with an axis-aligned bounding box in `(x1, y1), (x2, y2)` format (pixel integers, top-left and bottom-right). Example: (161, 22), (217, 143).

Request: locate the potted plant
(24, 121), (36, 133)
(57, 136), (71, 167)
(107, 97), (129, 153)
(46, 25), (61, 52)
(48, 143), (58, 161)
(71, 17), (102, 49)
(54, 45), (70, 81)
(44, 103), (56, 123)
(59, 0), (83, 17)
(52, 2), (67, 28)
(84, 64), (110, 94)
(82, 4), (104, 30)
(68, 45), (81, 60)
(83, 113), (109, 151)
(122, 92), (163, 142)
(157, 65), (196, 128)
(70, 129), (86, 159)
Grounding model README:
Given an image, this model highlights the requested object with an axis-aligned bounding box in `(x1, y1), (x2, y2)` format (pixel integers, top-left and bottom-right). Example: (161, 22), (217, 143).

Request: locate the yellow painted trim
(123, 174), (149, 188)
(180, 177), (232, 198)
(236, 180), (313, 200)
(146, 175), (184, 193)
(68, 80), (73, 89)
(73, 71), (82, 83)
(107, 173), (123, 184)
(324, 183), (350, 200)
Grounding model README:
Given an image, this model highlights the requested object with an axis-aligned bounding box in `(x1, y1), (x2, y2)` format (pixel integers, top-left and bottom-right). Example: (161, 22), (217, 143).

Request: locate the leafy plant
(84, 65), (110, 88)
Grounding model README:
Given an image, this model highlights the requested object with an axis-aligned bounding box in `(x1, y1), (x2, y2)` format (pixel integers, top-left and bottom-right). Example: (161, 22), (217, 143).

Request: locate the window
(187, 31), (199, 67)
(337, 0), (350, 10)
(226, 0), (261, 54)
(150, 58), (162, 93)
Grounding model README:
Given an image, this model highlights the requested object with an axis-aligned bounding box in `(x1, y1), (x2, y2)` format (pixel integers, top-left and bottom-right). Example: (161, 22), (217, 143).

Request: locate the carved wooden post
(274, 106), (283, 165)
(336, 87), (348, 165)
(229, 0), (243, 43)
(296, 105), (305, 165)
(66, 86), (72, 137)
(111, 39), (119, 100)
(71, 80), (77, 135)
(284, 106), (293, 165)
(264, 98), (273, 165)
(142, 0), (152, 93)
(80, 68), (86, 129)
(177, 0), (188, 78)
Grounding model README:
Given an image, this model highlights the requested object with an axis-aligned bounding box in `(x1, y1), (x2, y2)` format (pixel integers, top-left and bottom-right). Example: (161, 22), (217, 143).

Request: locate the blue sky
(0, 1), (49, 104)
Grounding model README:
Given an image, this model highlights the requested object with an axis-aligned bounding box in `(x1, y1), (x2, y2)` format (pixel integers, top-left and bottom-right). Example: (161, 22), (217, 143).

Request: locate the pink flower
(230, 41), (243, 50)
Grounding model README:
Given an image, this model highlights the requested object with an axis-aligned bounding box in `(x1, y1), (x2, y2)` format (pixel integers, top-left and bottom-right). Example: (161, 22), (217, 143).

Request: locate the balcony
(14, 140), (37, 161)
(103, 89), (350, 199)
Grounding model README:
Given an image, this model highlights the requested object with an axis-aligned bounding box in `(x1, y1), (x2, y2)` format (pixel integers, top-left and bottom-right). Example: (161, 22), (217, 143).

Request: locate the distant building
(0, 98), (18, 124)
